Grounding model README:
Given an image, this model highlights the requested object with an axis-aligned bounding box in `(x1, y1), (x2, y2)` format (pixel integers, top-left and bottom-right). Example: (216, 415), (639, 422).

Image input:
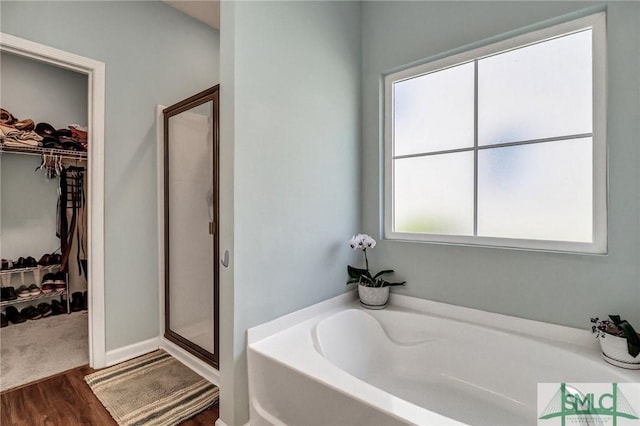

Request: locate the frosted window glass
(394, 152), (474, 235)
(394, 62), (474, 156)
(478, 30), (592, 145)
(477, 138), (592, 242)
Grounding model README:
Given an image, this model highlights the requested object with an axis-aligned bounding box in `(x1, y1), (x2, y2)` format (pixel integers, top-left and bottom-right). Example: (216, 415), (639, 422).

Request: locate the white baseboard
(160, 338), (220, 386)
(102, 336), (219, 377)
(214, 419), (244, 426)
(104, 336), (160, 366)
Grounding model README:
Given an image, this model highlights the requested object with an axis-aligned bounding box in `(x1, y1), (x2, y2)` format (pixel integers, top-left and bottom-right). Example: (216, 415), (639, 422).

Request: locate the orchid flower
(348, 235), (360, 249)
(346, 233), (405, 288)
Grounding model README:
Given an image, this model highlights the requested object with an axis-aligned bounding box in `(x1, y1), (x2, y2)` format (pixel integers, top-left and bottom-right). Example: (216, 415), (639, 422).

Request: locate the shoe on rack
(70, 292), (84, 312)
(16, 285), (30, 298)
(50, 254), (62, 265)
(27, 284), (41, 296)
(25, 257), (38, 268)
(37, 302), (52, 318)
(51, 299), (67, 315)
(20, 305), (42, 320)
(42, 273), (55, 285)
(53, 272), (66, 291)
(41, 283), (55, 293)
(1, 259), (13, 270)
(5, 306), (26, 324)
(38, 254), (52, 266)
(14, 257), (26, 269)
(0, 286), (17, 301)
(1, 313), (7, 328)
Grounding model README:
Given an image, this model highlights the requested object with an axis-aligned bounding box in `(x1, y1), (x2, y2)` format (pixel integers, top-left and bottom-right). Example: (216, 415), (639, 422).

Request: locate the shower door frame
(163, 86), (220, 368)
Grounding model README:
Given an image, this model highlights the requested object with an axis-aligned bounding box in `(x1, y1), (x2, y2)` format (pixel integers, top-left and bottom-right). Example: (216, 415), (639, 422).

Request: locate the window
(384, 12), (606, 253)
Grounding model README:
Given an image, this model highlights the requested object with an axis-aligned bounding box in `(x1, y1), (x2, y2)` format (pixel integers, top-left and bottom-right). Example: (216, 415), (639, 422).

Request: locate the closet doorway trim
(0, 33), (106, 368)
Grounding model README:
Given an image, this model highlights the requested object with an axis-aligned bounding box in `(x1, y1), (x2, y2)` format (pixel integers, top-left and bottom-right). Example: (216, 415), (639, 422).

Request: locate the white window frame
(384, 12), (607, 254)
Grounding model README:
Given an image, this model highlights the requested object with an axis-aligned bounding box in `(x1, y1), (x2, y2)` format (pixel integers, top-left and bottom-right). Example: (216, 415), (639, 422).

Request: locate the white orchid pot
(599, 333), (640, 366)
(358, 283), (389, 309)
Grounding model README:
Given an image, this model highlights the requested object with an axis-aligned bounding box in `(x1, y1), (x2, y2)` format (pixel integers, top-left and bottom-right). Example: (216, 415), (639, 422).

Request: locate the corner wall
(361, 2), (640, 328)
(1, 1), (220, 351)
(219, 1), (362, 424)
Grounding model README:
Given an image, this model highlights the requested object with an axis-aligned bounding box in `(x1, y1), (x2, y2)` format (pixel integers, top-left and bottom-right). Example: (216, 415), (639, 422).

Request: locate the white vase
(599, 333), (640, 367)
(358, 283), (389, 309)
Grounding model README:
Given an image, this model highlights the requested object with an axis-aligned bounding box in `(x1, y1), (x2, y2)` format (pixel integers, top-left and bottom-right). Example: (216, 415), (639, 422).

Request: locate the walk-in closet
(0, 50), (90, 391)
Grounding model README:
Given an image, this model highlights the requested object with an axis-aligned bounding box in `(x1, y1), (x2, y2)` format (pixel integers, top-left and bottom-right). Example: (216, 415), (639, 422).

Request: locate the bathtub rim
(248, 291), (596, 349)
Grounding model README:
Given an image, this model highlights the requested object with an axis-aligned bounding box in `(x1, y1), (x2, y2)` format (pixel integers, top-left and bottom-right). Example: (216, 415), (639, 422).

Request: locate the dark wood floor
(0, 365), (219, 425)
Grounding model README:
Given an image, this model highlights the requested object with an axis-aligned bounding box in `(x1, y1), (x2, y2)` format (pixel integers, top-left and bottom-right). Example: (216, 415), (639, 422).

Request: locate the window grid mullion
(473, 60), (479, 237)
(392, 132), (593, 160)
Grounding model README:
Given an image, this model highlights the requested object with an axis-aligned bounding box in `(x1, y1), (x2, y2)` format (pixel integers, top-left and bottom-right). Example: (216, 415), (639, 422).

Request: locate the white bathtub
(247, 293), (640, 425)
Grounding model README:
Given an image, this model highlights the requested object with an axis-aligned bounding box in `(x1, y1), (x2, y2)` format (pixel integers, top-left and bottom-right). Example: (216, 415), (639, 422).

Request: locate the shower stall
(162, 86), (219, 367)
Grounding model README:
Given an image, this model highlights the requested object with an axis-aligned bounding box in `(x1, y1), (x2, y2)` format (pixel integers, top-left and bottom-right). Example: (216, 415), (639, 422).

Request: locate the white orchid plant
(347, 234), (406, 288)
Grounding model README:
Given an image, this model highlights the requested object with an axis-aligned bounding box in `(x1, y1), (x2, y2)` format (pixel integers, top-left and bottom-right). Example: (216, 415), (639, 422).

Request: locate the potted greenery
(347, 234), (405, 309)
(591, 315), (640, 368)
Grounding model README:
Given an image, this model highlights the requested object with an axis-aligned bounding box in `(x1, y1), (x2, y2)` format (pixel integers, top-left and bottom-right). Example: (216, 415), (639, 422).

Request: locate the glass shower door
(163, 86), (219, 367)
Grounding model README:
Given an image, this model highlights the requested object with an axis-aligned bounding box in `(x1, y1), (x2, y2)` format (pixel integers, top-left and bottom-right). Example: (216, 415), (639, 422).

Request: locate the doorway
(0, 32), (106, 369)
(162, 87), (220, 368)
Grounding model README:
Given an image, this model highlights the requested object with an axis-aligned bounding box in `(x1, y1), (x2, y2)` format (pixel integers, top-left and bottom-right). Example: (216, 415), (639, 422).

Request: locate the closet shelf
(0, 289), (67, 307)
(0, 145), (87, 160)
(0, 264), (61, 276)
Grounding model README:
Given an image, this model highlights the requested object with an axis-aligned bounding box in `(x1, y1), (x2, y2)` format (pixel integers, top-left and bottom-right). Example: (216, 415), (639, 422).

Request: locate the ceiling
(163, 0), (220, 30)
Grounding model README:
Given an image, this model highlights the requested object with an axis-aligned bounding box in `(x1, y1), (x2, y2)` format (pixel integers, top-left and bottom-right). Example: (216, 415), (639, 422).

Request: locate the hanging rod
(0, 144), (87, 160)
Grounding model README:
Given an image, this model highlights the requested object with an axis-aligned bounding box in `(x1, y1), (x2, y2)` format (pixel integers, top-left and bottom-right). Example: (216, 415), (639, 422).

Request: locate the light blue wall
(1, 1), (220, 351)
(219, 1), (361, 424)
(362, 2), (640, 328)
(1, 52), (88, 131)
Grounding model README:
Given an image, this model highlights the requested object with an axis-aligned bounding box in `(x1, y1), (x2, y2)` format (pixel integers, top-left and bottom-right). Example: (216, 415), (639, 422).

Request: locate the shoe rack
(1, 147), (82, 315)
(0, 265), (69, 311)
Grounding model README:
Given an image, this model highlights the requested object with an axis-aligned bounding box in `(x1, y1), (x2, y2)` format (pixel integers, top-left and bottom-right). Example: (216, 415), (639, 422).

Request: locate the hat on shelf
(0, 108), (17, 126)
(60, 139), (84, 151)
(35, 122), (60, 145)
(14, 119), (35, 131)
(0, 109), (36, 131)
(69, 124), (88, 142)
